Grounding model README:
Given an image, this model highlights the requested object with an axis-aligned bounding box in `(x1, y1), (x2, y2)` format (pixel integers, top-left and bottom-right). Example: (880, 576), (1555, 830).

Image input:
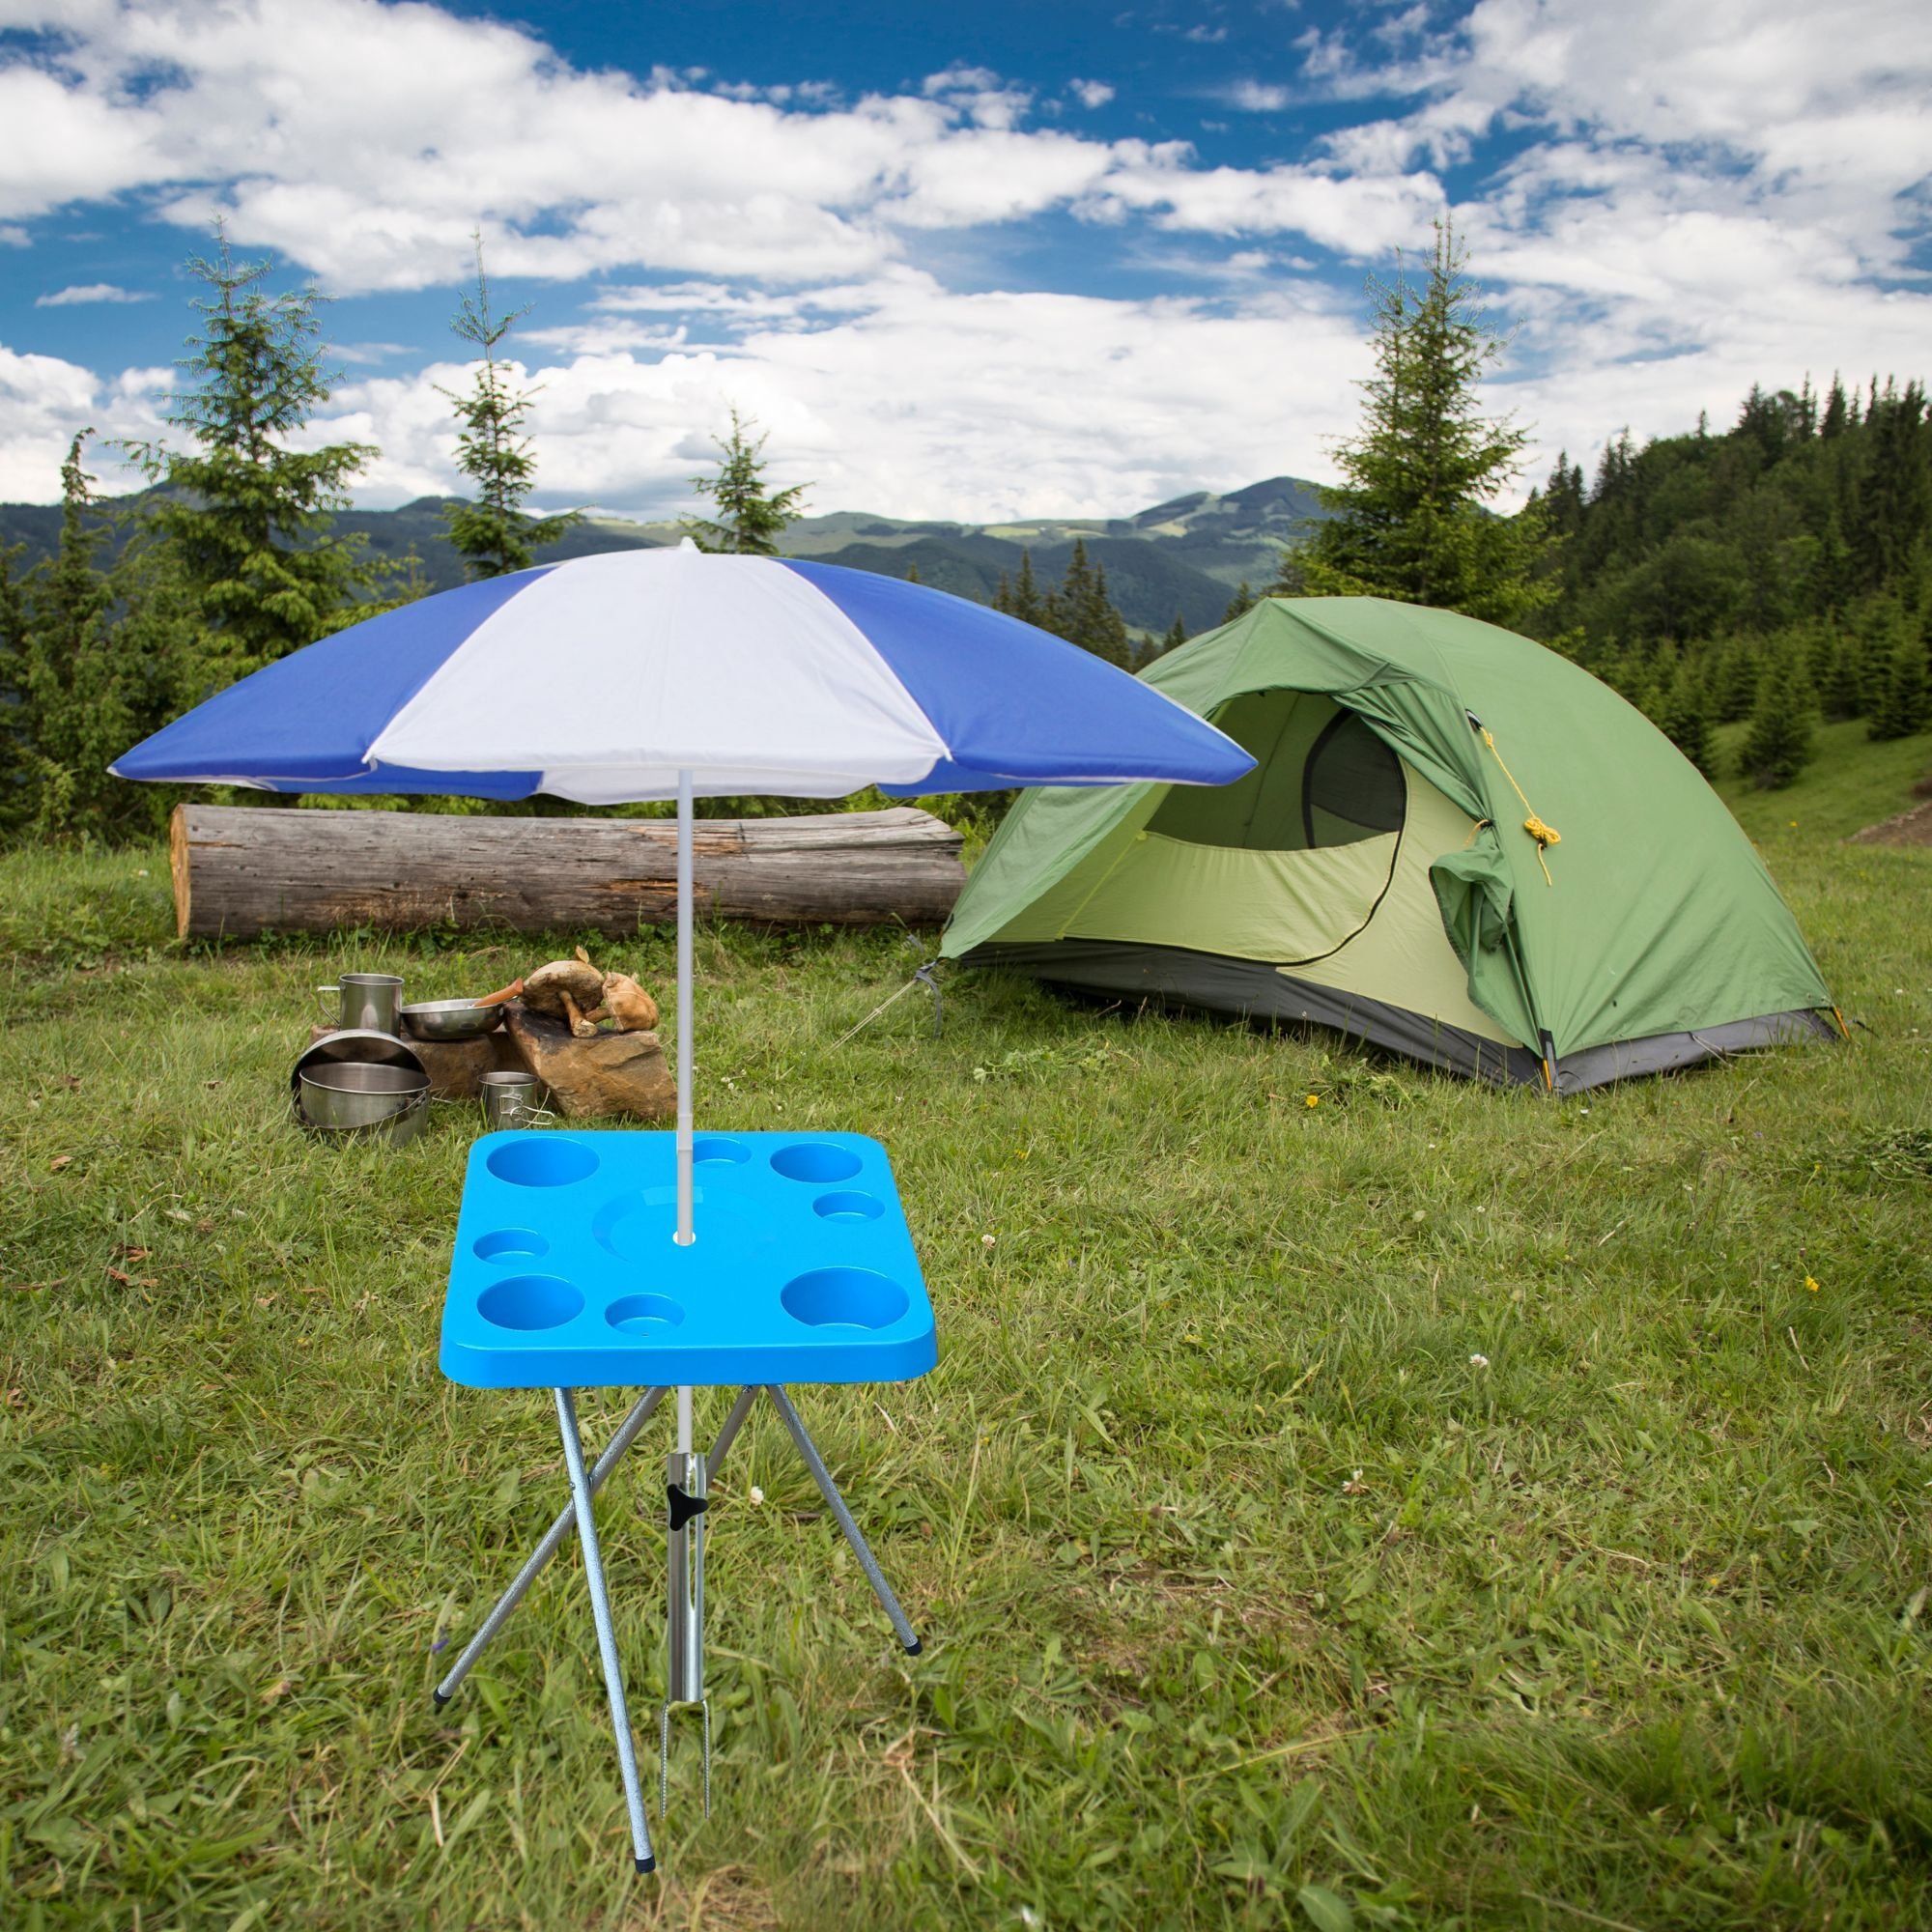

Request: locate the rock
(501, 1002), (675, 1122)
(305, 1023), (522, 1101)
(413, 1031), (526, 1100)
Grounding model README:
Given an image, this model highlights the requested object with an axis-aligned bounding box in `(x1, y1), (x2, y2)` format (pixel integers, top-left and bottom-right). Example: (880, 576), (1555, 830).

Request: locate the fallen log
(172, 802), (966, 941)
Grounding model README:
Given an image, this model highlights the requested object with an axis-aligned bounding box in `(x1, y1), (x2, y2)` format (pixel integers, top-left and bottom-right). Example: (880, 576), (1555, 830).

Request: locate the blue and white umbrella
(115, 541), (1253, 1238)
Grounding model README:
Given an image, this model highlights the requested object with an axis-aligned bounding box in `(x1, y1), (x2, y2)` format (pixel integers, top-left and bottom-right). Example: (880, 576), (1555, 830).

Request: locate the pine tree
(1820, 632), (1868, 722)
(0, 539), (28, 816)
(1853, 380), (1929, 591)
(1160, 611), (1189, 655)
(1820, 375), (1850, 440)
(1280, 219), (1555, 627)
(1868, 622), (1931, 741)
(440, 240), (582, 579)
(1738, 647), (1817, 788)
(122, 231), (382, 678)
(684, 409), (809, 554)
(1006, 551), (1047, 627)
(1081, 556), (1134, 668)
(15, 433), (191, 839)
(1040, 540), (1132, 667)
(1654, 656), (1716, 776)
(903, 561), (921, 583)
(1222, 581), (1256, 624)
(1709, 637), (1760, 723)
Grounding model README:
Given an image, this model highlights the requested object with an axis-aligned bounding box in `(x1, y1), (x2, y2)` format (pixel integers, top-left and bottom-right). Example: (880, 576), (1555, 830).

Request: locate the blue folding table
(432, 1128), (937, 1872)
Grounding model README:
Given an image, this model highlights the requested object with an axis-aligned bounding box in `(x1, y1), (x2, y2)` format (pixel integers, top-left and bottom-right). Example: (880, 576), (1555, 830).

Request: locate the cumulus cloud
(36, 281), (153, 305)
(1227, 79), (1293, 112)
(1068, 78), (1115, 110)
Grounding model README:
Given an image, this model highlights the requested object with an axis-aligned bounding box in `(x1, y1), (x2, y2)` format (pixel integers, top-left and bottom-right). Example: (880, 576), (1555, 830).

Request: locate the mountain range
(0, 475), (1326, 639)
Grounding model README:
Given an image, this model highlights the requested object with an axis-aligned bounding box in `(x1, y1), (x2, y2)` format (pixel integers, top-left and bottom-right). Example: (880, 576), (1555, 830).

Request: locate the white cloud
(36, 281), (153, 305)
(1094, 157), (1445, 254)
(1227, 80), (1293, 112)
(0, 343), (171, 497)
(1068, 78), (1115, 110)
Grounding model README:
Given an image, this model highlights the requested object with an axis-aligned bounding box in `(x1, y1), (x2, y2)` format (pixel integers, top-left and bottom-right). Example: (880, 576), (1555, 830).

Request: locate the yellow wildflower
(1804, 1274), (1820, 1293)
(1305, 1094), (1321, 1108)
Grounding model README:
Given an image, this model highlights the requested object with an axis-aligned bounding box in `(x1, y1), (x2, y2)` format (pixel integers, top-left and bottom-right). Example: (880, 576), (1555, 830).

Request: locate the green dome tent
(942, 597), (1842, 1093)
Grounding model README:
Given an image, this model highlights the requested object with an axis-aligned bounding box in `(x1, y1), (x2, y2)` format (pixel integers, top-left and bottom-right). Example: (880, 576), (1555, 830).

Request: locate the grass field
(2, 720), (1929, 1931)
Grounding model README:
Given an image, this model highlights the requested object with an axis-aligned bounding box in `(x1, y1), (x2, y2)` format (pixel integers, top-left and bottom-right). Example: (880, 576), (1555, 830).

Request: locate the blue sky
(1, 0), (1927, 519)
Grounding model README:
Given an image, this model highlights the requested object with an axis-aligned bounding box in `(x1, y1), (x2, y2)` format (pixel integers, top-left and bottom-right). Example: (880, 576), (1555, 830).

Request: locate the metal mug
(318, 973), (405, 1035)
(479, 1069), (543, 1129)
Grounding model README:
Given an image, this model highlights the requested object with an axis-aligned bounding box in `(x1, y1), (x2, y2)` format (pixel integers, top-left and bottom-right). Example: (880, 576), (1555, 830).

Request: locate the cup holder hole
(781, 1267), (907, 1331)
(474, 1229), (548, 1263)
(477, 1275), (582, 1331)
(812, 1191), (884, 1221)
(770, 1141), (862, 1184)
(692, 1135), (749, 1165)
(607, 1293), (686, 1334)
(485, 1137), (599, 1188)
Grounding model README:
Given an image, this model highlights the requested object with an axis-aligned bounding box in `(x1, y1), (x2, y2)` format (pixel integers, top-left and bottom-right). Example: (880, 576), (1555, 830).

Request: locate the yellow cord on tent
(1480, 727), (1560, 885)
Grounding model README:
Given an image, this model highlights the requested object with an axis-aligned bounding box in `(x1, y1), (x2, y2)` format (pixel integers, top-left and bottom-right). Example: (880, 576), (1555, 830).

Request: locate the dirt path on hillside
(1848, 798), (1932, 845)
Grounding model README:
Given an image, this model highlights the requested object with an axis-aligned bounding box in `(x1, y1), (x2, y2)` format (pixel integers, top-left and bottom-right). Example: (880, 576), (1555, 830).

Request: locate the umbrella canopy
(113, 544), (1251, 799)
(114, 543), (1251, 1254)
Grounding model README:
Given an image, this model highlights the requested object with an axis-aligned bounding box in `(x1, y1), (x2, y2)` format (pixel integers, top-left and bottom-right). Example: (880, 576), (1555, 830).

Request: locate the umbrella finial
(677, 536), (699, 554)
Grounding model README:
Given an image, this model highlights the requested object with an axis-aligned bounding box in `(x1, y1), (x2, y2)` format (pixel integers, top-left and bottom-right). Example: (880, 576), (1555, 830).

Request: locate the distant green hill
(0, 475), (1325, 639)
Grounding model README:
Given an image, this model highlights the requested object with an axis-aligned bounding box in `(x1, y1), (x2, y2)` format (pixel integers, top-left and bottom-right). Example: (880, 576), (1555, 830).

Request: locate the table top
(440, 1129), (937, 1390)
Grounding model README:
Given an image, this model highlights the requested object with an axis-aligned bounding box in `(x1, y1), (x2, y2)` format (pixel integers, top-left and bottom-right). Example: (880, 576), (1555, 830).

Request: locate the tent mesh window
(1148, 691), (1406, 851)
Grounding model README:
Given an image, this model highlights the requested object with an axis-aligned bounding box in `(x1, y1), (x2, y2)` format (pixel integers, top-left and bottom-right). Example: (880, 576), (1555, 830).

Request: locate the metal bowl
(298, 1061), (430, 1130)
(401, 997), (505, 1041)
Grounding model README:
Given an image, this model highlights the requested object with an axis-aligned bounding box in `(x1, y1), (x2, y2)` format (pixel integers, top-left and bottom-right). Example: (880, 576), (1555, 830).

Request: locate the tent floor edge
(1548, 1008), (1842, 1094)
(957, 943), (1844, 1094)
(957, 940), (1541, 1086)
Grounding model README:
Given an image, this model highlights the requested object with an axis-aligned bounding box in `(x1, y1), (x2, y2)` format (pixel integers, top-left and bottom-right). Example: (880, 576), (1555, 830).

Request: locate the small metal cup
(318, 972), (404, 1035)
(479, 1069), (542, 1129)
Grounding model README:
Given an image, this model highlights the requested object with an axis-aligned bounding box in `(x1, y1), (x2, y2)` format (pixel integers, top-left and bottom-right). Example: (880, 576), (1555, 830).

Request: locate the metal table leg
(435, 1386), (668, 1707)
(764, 1384), (922, 1655)
(707, 1384), (759, 1482)
(554, 1387), (656, 1874)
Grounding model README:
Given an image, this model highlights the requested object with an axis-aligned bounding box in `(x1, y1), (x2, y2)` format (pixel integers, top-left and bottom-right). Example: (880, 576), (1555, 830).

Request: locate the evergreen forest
(1533, 376), (1932, 776)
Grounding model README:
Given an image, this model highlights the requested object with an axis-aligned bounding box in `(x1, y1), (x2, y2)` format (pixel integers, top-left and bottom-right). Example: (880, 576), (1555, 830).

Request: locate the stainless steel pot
(290, 1032), (431, 1146)
(298, 1061), (429, 1130)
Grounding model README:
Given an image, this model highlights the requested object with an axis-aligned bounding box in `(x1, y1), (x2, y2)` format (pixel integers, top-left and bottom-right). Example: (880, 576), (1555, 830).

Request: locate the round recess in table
(477, 1274), (583, 1331)
(607, 1293), (686, 1334)
(812, 1191), (884, 1221)
(473, 1229), (548, 1264)
(591, 1190), (734, 1267)
(770, 1141), (863, 1184)
(692, 1135), (750, 1165)
(486, 1137), (599, 1188)
(781, 1266), (908, 1331)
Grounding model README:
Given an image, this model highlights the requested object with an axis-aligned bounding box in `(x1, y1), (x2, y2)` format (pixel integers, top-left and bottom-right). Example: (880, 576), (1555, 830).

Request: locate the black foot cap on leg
(432, 1689), (451, 1706)
(636, 1856), (657, 1875)
(904, 1636), (923, 1656)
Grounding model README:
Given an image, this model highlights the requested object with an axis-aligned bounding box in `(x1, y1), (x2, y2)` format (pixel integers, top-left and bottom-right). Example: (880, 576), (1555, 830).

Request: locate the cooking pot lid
(290, 1028), (427, 1094)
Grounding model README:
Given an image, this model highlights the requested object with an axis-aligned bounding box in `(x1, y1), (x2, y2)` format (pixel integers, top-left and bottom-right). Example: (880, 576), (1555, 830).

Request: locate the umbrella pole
(664, 772), (710, 1810)
(675, 768), (696, 1247)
